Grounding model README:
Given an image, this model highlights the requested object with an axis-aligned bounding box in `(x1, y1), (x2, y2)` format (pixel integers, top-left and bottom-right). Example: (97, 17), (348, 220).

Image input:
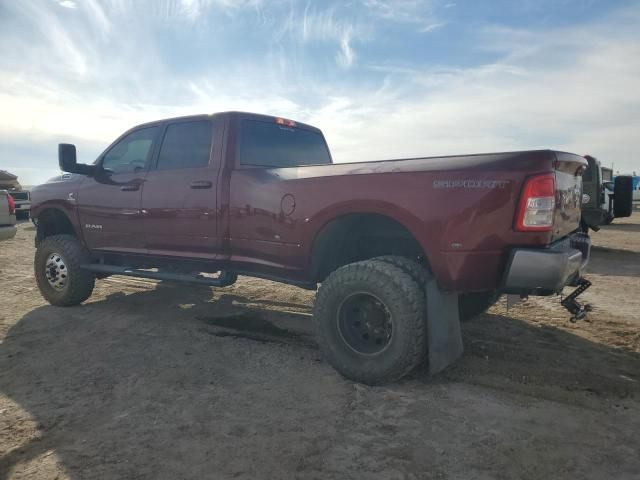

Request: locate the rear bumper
(0, 224), (17, 241)
(503, 233), (590, 294)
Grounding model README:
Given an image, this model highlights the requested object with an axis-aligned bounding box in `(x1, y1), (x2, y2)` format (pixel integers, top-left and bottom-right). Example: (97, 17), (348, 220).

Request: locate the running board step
(81, 264), (237, 287)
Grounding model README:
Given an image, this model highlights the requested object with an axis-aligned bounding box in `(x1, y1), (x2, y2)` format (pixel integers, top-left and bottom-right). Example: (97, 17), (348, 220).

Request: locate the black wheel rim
(336, 292), (393, 355)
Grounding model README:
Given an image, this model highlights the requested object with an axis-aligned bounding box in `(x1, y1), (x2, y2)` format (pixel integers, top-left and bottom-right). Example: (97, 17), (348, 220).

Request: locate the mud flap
(426, 279), (464, 375)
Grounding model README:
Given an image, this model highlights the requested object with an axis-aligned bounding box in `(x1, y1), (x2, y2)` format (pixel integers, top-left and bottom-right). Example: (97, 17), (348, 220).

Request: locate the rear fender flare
(305, 200), (436, 278)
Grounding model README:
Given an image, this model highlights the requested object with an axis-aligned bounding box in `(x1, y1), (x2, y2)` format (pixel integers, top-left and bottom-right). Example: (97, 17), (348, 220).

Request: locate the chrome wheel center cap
(45, 253), (68, 290)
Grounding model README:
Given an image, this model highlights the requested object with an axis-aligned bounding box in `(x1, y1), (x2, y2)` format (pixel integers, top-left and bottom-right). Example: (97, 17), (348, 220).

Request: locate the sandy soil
(1, 215), (639, 479)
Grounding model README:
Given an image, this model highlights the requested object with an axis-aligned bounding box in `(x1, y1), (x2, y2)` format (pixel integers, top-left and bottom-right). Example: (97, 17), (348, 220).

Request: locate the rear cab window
(238, 119), (331, 167)
(156, 120), (212, 170)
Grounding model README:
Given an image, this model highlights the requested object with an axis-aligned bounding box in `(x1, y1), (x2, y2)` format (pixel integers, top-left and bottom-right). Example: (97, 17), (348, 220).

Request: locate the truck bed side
(225, 149), (579, 292)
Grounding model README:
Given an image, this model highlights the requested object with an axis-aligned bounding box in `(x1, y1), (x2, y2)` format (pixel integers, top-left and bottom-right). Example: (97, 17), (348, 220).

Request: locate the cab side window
(102, 127), (158, 174)
(156, 121), (212, 170)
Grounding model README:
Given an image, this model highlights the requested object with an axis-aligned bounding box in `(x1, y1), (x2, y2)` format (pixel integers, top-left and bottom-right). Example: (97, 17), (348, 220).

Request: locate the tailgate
(553, 152), (587, 240)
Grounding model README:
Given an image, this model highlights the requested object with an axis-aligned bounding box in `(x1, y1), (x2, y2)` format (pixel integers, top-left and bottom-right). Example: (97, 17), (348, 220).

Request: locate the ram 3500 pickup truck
(31, 112), (591, 384)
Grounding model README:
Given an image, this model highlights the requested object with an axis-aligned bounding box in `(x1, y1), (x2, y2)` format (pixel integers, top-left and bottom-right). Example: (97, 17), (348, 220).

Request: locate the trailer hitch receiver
(561, 277), (592, 322)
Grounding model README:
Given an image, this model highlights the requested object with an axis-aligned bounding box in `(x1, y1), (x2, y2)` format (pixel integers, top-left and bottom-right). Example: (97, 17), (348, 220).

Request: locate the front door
(141, 118), (222, 259)
(76, 126), (160, 253)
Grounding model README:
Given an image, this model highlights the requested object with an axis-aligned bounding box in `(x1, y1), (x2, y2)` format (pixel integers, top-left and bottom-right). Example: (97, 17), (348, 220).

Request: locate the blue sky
(1, 0), (639, 185)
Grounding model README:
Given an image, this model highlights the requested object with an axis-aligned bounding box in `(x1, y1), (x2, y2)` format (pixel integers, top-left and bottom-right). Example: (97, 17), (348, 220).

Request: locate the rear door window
(238, 120), (331, 167)
(156, 120), (212, 170)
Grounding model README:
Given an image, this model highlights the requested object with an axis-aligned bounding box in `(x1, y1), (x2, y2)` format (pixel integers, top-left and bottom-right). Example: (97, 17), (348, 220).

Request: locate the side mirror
(58, 143), (77, 172)
(58, 143), (95, 176)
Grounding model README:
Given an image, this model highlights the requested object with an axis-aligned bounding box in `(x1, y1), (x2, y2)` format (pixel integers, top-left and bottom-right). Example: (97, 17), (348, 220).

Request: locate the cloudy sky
(1, 0), (639, 185)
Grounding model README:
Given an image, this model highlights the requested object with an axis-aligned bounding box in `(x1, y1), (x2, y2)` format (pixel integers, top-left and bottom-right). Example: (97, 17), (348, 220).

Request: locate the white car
(0, 190), (17, 241)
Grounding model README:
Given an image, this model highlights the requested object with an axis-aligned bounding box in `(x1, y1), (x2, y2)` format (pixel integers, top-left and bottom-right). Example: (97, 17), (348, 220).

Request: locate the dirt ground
(1, 215), (639, 479)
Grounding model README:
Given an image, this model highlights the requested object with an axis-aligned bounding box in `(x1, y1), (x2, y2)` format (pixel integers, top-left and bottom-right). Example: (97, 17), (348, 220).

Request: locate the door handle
(190, 180), (212, 189)
(120, 184), (140, 191)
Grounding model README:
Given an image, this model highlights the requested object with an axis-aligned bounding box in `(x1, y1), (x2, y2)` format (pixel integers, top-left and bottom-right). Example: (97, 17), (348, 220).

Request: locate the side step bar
(81, 264), (238, 287)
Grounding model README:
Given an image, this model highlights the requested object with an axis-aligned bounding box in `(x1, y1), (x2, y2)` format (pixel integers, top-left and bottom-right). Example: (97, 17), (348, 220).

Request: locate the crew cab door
(140, 117), (222, 259)
(76, 126), (160, 253)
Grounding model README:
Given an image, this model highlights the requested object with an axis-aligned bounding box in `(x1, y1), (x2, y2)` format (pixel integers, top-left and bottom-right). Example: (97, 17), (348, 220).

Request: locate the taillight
(7, 195), (15, 215)
(515, 173), (555, 231)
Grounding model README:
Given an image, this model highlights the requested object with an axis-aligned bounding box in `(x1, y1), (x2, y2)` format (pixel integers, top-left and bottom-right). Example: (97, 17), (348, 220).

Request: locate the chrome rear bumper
(503, 233), (590, 294)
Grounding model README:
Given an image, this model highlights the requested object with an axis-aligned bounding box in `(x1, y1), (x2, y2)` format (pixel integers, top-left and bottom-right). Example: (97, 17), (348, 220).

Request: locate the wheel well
(310, 213), (428, 282)
(35, 209), (78, 245)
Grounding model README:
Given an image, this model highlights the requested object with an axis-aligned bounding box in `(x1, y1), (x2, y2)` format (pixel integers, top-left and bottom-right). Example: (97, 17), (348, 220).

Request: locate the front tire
(34, 234), (95, 306)
(313, 260), (427, 385)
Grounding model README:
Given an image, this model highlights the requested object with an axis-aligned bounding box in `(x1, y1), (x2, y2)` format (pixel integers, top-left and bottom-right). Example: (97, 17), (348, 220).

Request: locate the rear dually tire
(313, 259), (427, 385)
(459, 292), (500, 322)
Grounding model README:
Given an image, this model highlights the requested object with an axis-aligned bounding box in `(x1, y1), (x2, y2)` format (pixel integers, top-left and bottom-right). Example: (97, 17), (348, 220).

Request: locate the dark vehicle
(31, 112), (592, 384)
(9, 190), (31, 220)
(581, 155), (634, 229)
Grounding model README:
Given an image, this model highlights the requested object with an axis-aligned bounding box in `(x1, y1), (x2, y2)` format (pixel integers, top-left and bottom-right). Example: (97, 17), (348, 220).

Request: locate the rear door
(76, 126), (159, 253)
(141, 117), (223, 259)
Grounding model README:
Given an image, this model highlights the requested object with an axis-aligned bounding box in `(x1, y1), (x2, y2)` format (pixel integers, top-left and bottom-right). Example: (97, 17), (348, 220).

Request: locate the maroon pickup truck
(31, 112), (591, 384)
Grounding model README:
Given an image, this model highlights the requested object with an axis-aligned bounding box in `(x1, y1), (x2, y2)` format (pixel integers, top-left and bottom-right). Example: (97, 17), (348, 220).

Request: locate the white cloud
(323, 30), (640, 172)
(57, 0), (77, 9)
(419, 21), (446, 33)
(362, 0), (442, 32)
(82, 0), (112, 35)
(156, 0), (263, 22)
(298, 6), (363, 68)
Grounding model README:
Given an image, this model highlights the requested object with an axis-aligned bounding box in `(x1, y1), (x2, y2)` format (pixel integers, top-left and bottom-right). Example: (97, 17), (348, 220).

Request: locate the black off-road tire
(613, 176), (633, 218)
(313, 260), (427, 385)
(34, 234), (95, 306)
(374, 255), (431, 290)
(459, 292), (499, 322)
(377, 256), (497, 322)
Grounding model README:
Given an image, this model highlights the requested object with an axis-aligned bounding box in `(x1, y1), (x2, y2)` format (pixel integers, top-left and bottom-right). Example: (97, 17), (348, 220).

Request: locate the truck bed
(228, 149), (585, 291)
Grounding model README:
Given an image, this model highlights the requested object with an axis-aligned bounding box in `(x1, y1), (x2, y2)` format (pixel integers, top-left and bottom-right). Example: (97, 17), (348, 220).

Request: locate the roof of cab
(128, 111), (322, 134)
